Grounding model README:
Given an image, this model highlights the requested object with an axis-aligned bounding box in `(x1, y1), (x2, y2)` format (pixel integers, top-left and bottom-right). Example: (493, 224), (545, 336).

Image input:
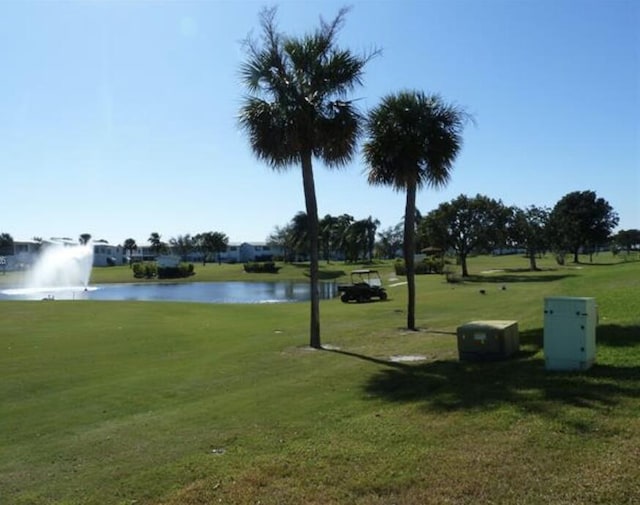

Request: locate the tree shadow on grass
(327, 324), (640, 424)
(303, 270), (347, 280)
(289, 263), (346, 280)
(597, 324), (640, 347)
(464, 273), (576, 284)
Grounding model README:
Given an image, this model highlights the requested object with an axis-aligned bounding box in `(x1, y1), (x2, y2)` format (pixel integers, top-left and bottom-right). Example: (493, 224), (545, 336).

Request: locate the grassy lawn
(1, 254), (639, 504)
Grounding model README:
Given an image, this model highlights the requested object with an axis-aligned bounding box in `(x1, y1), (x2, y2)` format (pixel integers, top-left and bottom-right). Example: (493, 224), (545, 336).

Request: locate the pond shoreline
(0, 280), (339, 304)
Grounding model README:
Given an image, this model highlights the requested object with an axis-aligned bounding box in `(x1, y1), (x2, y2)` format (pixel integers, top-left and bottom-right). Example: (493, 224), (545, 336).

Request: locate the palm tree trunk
(301, 151), (321, 348)
(404, 182), (417, 331)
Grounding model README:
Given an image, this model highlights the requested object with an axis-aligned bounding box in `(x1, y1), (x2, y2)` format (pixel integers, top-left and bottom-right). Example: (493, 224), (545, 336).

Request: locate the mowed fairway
(1, 255), (639, 504)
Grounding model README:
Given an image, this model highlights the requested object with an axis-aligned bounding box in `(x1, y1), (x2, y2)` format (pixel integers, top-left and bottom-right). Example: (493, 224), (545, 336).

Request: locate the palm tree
(123, 238), (137, 267)
(169, 234), (193, 261)
(239, 7), (372, 348)
(319, 214), (339, 263)
(289, 211), (310, 260)
(364, 216), (380, 262)
(363, 91), (470, 330)
(148, 232), (164, 256)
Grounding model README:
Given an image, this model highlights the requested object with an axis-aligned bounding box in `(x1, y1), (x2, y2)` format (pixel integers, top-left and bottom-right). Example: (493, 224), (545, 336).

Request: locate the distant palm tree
(148, 232), (165, 256)
(364, 216), (380, 262)
(0, 233), (14, 256)
(79, 233), (92, 245)
(363, 91), (470, 330)
(319, 214), (339, 263)
(289, 211), (310, 260)
(169, 234), (193, 261)
(238, 7), (372, 348)
(123, 238), (137, 267)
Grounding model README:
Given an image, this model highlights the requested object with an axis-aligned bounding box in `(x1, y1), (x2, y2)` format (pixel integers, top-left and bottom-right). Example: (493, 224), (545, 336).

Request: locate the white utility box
(543, 297), (597, 371)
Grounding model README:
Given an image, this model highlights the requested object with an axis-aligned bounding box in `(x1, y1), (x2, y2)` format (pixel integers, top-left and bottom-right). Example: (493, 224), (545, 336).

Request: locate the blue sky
(1, 0), (638, 246)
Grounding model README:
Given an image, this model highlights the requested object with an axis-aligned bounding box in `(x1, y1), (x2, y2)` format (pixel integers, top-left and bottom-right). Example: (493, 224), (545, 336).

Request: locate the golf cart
(338, 269), (388, 303)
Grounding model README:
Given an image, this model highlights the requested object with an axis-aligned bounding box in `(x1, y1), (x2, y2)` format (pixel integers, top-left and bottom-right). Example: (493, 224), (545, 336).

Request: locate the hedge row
(132, 262), (195, 279)
(243, 261), (281, 273)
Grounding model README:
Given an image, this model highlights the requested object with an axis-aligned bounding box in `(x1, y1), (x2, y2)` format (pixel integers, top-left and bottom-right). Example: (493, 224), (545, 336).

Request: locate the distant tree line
(268, 189), (628, 277)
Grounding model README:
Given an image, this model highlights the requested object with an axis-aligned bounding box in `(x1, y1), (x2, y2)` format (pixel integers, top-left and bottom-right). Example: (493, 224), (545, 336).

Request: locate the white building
(92, 241), (126, 266)
(1, 238), (283, 271)
(218, 242), (280, 263)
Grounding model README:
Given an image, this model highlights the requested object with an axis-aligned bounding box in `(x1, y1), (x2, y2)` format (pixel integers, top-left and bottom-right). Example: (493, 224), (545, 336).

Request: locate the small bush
(394, 258), (444, 276)
(132, 262), (158, 279)
(444, 265), (462, 283)
(243, 261), (281, 273)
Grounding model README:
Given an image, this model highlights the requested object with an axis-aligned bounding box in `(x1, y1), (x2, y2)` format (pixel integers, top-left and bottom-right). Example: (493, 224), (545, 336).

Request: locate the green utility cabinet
(457, 320), (519, 361)
(543, 297), (597, 371)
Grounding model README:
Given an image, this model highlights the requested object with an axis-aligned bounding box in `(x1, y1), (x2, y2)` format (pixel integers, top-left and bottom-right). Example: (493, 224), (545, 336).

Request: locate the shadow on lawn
(289, 263), (347, 280)
(464, 273), (576, 284)
(597, 324), (640, 347)
(328, 324), (640, 421)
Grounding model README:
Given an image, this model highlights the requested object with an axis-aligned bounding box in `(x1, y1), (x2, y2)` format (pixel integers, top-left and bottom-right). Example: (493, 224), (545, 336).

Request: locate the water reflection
(0, 281), (338, 304)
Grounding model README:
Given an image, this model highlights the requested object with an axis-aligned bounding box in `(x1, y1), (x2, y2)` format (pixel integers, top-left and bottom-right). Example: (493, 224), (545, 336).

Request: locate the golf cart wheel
(341, 293), (350, 303)
(379, 292), (388, 301)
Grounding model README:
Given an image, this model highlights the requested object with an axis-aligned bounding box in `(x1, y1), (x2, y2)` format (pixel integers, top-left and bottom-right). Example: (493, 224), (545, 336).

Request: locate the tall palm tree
(363, 91), (469, 330)
(239, 7), (372, 348)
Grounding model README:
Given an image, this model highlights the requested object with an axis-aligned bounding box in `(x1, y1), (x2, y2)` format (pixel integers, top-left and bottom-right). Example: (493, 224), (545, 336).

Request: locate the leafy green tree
(238, 7), (371, 348)
(198, 231), (229, 264)
(611, 229), (640, 255)
(169, 234), (194, 261)
(79, 233), (92, 245)
(548, 190), (619, 263)
(376, 223), (403, 259)
(423, 194), (508, 277)
(508, 205), (550, 271)
(363, 91), (469, 330)
(267, 225), (295, 263)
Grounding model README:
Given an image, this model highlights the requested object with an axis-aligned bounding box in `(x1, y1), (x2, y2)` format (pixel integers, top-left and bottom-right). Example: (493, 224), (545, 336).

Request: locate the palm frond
(239, 7), (371, 170)
(363, 90), (471, 192)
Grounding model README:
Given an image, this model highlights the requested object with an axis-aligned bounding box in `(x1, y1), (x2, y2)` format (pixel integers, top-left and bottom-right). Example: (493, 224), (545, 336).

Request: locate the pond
(0, 281), (338, 304)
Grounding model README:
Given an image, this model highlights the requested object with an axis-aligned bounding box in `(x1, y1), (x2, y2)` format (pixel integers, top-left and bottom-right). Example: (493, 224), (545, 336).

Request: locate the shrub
(394, 258), (444, 276)
(243, 261), (281, 273)
(132, 262), (158, 279)
(157, 263), (195, 279)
